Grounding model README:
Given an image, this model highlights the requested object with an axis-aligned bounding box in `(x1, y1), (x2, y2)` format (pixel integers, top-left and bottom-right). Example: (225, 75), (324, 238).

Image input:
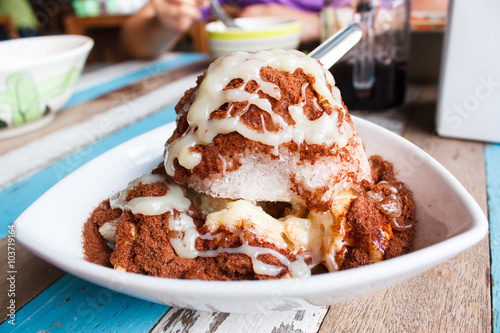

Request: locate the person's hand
(238, 4), (321, 43)
(150, 0), (209, 33)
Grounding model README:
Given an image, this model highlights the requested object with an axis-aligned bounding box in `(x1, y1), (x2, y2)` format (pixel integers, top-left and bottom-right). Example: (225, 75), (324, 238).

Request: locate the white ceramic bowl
(14, 118), (488, 313)
(206, 17), (301, 58)
(0, 35), (93, 139)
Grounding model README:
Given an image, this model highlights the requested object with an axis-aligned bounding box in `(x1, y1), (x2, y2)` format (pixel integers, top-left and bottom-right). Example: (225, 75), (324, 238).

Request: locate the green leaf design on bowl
(43, 105), (51, 116)
(6, 73), (39, 126)
(0, 68), (81, 128)
(38, 68), (81, 100)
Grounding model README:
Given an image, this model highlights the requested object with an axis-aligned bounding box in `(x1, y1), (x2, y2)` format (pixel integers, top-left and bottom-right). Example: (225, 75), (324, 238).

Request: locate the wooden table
(0, 52), (494, 332)
(0, 14), (18, 39)
(64, 14), (130, 63)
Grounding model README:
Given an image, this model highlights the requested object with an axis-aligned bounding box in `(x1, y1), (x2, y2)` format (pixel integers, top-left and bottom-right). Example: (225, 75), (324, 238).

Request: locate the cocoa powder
(82, 200), (121, 267)
(82, 156), (417, 279)
(83, 175), (292, 280)
(341, 156), (416, 269)
(168, 66), (349, 185)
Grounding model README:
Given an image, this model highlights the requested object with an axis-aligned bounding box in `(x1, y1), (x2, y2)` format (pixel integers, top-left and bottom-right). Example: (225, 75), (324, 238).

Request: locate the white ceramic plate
(14, 117), (488, 312)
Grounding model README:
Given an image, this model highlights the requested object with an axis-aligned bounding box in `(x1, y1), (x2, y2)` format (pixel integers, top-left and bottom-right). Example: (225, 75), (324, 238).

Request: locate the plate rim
(14, 116), (489, 300)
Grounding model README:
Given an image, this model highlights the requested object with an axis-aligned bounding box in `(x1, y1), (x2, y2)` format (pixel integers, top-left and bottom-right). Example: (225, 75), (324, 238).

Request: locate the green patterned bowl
(0, 35), (93, 139)
(206, 17), (301, 58)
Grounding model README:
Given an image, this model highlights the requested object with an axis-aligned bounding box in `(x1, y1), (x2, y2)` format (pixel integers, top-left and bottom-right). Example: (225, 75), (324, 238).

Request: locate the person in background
(0, 0), (38, 40)
(121, 0), (323, 59)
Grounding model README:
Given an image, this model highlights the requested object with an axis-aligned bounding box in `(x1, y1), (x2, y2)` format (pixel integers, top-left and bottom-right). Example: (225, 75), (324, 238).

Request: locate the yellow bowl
(206, 17), (301, 58)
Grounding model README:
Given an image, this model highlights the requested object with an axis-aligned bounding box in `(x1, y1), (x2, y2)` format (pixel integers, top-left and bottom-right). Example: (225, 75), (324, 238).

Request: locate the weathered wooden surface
(151, 308), (328, 333)
(486, 143), (500, 331)
(0, 240), (64, 321)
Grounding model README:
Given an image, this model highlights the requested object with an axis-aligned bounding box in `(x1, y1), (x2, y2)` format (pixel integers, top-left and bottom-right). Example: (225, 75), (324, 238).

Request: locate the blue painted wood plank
(486, 143), (500, 331)
(0, 105), (177, 238)
(1, 274), (168, 332)
(65, 53), (207, 108)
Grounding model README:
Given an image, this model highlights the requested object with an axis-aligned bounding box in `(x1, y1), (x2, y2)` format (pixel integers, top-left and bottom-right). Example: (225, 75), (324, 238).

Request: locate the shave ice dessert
(83, 49), (416, 280)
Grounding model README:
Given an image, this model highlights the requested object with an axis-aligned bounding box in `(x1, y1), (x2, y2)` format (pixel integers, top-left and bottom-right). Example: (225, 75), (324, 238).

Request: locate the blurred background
(0, 0), (447, 83)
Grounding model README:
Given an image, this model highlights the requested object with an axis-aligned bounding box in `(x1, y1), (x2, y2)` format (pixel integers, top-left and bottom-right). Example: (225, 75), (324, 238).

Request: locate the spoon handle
(209, 0), (239, 28)
(309, 22), (362, 69)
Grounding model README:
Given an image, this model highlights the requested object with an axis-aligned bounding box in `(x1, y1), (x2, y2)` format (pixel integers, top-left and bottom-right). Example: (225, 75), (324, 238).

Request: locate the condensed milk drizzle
(365, 181), (412, 232)
(110, 174), (311, 278)
(165, 49), (354, 176)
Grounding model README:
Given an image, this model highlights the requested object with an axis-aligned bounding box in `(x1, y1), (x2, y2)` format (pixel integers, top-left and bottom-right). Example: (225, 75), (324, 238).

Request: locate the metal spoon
(309, 22), (363, 69)
(209, 0), (240, 28)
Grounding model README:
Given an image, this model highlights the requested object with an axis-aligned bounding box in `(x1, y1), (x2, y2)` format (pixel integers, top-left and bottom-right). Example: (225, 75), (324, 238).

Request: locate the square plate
(14, 117), (488, 312)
